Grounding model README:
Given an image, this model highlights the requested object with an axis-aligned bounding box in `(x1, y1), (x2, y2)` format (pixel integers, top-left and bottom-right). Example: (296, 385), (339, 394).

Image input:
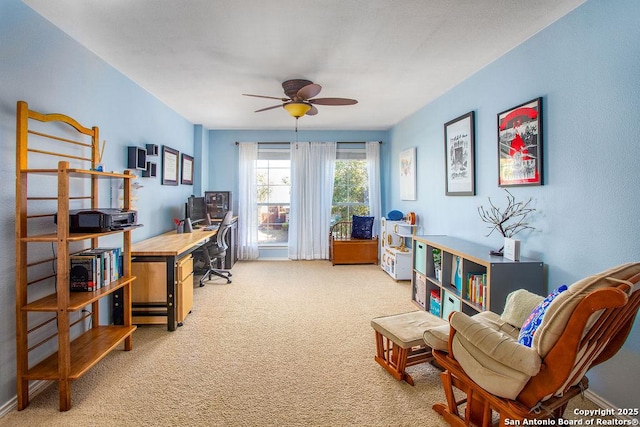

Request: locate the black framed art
(161, 145), (179, 186)
(181, 153), (194, 185)
(497, 97), (543, 187)
(444, 111), (475, 196)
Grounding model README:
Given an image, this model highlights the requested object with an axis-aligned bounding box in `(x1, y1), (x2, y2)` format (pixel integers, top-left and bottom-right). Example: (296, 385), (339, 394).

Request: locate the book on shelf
(80, 248), (109, 286)
(451, 255), (463, 292)
(466, 273), (487, 310)
(70, 247), (122, 291)
(94, 247), (122, 283)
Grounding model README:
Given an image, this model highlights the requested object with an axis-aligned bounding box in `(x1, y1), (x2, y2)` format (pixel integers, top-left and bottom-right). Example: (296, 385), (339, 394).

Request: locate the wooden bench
(329, 220), (379, 266)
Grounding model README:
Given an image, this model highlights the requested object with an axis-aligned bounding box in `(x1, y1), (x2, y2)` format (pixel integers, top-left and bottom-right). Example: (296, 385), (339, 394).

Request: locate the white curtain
(288, 142), (336, 260)
(366, 141), (382, 233)
(237, 142), (259, 260)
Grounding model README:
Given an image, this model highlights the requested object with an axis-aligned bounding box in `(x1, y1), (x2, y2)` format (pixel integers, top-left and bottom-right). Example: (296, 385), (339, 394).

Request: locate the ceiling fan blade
(306, 105), (318, 116)
(296, 83), (322, 100)
(254, 104), (284, 113)
(309, 97), (358, 106)
(243, 93), (289, 101)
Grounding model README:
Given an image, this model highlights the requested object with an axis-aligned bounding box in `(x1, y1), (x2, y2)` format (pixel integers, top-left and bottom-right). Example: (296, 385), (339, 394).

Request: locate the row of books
(466, 273), (487, 310)
(69, 247), (123, 292)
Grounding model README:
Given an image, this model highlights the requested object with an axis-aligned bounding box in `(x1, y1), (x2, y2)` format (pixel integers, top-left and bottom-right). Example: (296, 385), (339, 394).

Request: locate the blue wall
(0, 0), (197, 408)
(388, 0), (640, 408)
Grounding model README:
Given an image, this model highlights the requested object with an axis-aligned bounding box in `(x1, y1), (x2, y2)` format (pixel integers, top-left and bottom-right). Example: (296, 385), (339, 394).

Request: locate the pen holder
(177, 222), (184, 234)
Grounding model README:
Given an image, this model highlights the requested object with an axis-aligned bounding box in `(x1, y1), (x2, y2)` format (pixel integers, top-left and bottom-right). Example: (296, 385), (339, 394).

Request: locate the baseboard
(583, 389), (637, 422)
(0, 380), (51, 418)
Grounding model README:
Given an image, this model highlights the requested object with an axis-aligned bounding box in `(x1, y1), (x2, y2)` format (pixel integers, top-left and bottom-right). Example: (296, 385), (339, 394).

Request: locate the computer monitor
(204, 191), (232, 220)
(186, 196), (210, 226)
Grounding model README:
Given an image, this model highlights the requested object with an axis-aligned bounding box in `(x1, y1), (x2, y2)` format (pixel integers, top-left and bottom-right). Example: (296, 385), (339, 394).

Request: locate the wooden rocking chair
(431, 263), (640, 427)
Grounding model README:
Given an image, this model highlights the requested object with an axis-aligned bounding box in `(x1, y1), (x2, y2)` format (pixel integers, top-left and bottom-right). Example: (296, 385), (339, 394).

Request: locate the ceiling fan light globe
(283, 102), (311, 118)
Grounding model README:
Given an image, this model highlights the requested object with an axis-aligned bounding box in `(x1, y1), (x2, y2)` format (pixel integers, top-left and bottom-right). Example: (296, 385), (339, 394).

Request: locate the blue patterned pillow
(518, 285), (568, 347)
(351, 215), (374, 239)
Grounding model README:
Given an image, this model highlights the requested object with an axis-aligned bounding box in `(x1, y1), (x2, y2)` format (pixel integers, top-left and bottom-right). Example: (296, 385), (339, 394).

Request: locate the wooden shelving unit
(411, 235), (545, 317)
(14, 101), (137, 411)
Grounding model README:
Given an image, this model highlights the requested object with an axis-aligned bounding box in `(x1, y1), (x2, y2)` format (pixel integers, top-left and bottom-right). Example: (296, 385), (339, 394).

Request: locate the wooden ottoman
(371, 310), (447, 385)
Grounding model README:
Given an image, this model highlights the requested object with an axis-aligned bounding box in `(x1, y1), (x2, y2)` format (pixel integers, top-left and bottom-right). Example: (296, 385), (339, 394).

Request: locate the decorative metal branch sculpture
(478, 189), (536, 239)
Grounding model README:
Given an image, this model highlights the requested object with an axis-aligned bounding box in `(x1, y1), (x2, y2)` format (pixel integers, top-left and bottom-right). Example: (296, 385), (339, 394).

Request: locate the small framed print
(497, 98), (543, 187)
(181, 153), (194, 185)
(161, 145), (179, 186)
(444, 111), (475, 196)
(399, 147), (416, 200)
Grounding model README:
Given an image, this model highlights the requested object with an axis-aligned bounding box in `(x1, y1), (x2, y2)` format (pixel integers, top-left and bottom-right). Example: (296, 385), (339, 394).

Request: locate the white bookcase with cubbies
(412, 235), (544, 318)
(380, 217), (417, 280)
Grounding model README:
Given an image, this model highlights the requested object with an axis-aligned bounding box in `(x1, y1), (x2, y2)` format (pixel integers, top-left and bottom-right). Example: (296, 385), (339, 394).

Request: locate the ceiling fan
(242, 79), (358, 118)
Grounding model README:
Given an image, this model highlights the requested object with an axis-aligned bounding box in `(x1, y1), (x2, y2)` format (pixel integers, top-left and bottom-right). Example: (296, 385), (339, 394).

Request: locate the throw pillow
(500, 289), (545, 329)
(351, 215), (374, 239)
(518, 285), (568, 347)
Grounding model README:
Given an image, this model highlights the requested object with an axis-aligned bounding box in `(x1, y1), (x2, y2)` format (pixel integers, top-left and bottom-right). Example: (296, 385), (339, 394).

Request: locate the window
(255, 144), (369, 245)
(332, 153), (369, 224)
(257, 148), (290, 245)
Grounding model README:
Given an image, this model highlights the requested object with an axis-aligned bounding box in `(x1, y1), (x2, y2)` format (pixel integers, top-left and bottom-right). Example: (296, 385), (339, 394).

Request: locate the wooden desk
(130, 228), (217, 331)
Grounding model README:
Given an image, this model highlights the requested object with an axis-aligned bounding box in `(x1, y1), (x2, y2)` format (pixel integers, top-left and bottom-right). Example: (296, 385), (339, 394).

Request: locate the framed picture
(497, 97), (543, 187)
(161, 145), (179, 186)
(399, 147), (416, 200)
(444, 111), (475, 196)
(181, 153), (194, 185)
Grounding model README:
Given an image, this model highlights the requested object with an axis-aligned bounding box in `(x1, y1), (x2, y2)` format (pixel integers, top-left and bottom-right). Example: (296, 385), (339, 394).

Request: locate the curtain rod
(235, 141), (382, 145)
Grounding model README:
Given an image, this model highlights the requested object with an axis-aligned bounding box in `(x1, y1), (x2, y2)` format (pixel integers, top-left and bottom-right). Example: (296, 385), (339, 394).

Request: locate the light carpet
(0, 261), (604, 426)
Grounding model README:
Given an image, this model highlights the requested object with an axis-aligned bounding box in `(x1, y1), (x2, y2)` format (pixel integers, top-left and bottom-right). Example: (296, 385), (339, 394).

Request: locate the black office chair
(194, 211), (234, 286)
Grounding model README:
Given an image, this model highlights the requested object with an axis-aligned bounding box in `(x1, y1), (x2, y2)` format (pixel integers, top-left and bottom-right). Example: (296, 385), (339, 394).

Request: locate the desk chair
(195, 211), (233, 285)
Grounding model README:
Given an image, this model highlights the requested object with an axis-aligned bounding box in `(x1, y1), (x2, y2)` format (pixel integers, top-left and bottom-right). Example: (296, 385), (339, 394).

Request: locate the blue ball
(387, 210), (404, 220)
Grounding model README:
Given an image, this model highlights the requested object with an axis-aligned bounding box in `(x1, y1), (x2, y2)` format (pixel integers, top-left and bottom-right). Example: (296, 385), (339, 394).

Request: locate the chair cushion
(423, 311), (520, 351)
(450, 311), (541, 399)
(422, 323), (451, 351)
(533, 262), (640, 357)
(351, 215), (374, 239)
(371, 310), (446, 349)
(500, 289), (545, 329)
(518, 285), (568, 347)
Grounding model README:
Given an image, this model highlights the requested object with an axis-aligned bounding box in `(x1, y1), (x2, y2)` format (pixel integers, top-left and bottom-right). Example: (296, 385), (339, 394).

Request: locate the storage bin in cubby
(414, 240), (427, 275)
(413, 273), (427, 309)
(442, 289), (461, 320)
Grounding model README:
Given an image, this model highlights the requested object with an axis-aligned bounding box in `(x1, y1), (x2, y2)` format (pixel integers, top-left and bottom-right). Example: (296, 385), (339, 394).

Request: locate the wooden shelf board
(23, 276), (136, 312)
(20, 168), (135, 179)
(385, 247), (412, 256)
(21, 225), (143, 243)
(24, 325), (136, 380)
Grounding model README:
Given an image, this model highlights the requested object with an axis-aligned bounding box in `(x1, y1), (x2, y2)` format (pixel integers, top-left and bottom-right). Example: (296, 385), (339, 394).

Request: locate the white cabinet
(380, 217), (416, 280)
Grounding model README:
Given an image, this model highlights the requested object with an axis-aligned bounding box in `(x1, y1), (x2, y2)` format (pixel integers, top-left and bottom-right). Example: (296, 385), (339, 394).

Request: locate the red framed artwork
(497, 97), (543, 187)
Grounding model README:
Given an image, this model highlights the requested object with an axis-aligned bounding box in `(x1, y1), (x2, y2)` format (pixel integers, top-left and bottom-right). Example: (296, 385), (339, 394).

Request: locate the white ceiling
(23, 0), (585, 130)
